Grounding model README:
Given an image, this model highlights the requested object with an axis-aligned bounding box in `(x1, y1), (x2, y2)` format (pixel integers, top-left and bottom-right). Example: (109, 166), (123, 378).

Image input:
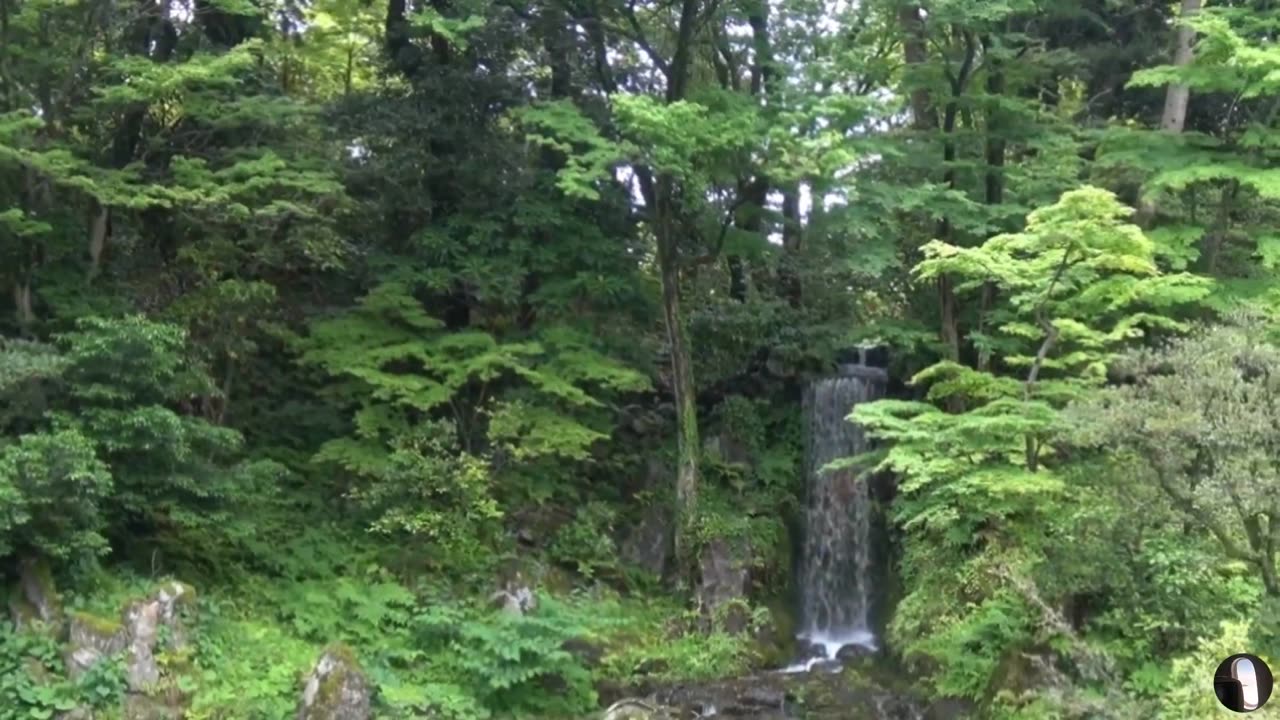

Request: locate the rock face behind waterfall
(797, 359), (887, 660)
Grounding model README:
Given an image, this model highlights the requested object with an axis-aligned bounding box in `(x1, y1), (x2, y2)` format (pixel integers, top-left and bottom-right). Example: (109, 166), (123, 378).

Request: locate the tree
(850, 187), (1209, 699)
(1070, 315), (1280, 598)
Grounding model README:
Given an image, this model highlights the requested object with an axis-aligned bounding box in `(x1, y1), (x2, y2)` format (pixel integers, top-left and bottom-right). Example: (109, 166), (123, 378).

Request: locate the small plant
(549, 501), (619, 580)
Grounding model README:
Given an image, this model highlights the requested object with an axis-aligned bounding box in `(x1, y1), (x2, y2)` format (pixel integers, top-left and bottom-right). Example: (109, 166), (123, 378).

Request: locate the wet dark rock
(794, 638), (827, 662)
(620, 502), (673, 579)
(808, 659), (843, 674)
(751, 606), (797, 669)
(728, 685), (787, 713)
(835, 643), (875, 663)
(696, 538), (749, 632)
(601, 698), (678, 720)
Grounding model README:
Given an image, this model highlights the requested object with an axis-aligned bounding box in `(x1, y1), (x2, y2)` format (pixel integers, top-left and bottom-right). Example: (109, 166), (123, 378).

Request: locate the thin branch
(621, 0), (671, 78)
(685, 191), (752, 267)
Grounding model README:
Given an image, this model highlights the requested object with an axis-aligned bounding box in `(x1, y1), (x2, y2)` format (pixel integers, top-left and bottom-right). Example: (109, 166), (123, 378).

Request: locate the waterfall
(790, 358), (886, 669)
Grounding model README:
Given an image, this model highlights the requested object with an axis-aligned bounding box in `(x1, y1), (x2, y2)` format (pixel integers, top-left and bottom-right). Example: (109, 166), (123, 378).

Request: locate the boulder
(696, 538), (749, 633)
(65, 611), (126, 678)
(9, 556), (62, 631)
(600, 699), (676, 720)
(620, 504), (673, 579)
(727, 685), (787, 714)
(297, 645), (371, 720)
(835, 643), (874, 663)
(122, 581), (195, 692)
(795, 638), (828, 662)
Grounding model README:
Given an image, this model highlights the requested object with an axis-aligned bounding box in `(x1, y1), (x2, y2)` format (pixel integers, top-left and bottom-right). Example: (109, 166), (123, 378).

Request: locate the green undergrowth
(1, 560), (767, 720)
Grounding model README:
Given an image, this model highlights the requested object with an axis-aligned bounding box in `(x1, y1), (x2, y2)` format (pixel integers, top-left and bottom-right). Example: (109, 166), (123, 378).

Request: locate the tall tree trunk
(1160, 0), (1199, 133)
(898, 4), (934, 130)
(978, 35), (1005, 372)
(899, 6), (963, 368)
(1137, 0), (1200, 225)
(937, 102), (961, 366)
(654, 0), (702, 571)
(779, 186), (802, 307)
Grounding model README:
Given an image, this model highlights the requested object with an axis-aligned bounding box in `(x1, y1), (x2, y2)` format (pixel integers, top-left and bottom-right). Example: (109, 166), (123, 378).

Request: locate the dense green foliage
(4, 0), (1280, 717)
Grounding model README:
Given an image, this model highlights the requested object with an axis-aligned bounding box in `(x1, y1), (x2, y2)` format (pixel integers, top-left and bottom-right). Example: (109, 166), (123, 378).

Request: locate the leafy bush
(549, 501), (619, 580)
(0, 430), (112, 562)
(319, 420), (504, 576)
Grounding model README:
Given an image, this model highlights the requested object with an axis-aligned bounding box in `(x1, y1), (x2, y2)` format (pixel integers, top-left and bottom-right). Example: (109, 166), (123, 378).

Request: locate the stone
(835, 643), (874, 663)
(124, 598), (161, 691)
(795, 639), (827, 662)
(601, 699), (676, 720)
(729, 686), (786, 712)
(620, 503), (673, 579)
(120, 581), (194, 692)
(696, 538), (749, 633)
(490, 562), (538, 616)
(9, 555), (62, 631)
(490, 584), (536, 616)
(751, 615), (796, 670)
(297, 645), (371, 720)
(65, 611), (126, 678)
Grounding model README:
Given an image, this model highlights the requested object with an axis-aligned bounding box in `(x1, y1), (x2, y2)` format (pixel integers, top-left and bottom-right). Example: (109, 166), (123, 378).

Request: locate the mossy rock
(70, 610), (125, 639)
(751, 599), (797, 669)
(298, 643), (371, 720)
(9, 556), (63, 632)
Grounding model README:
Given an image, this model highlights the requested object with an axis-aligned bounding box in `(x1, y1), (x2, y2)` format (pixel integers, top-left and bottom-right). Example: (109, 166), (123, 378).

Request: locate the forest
(2, 0), (1280, 717)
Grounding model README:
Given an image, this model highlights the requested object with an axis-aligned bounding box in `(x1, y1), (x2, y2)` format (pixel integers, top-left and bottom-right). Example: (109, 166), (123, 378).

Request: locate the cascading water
(786, 355), (887, 672)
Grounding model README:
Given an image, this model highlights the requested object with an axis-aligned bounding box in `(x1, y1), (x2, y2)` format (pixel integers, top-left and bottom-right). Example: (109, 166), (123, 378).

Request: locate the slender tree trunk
(87, 201), (108, 280)
(937, 100), (961, 366)
(898, 5), (934, 130)
(652, 0), (702, 571)
(1138, 0), (1200, 225)
(899, 7), (964, 370)
(978, 35), (1006, 372)
(657, 194), (699, 558)
(1160, 0), (1200, 133)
